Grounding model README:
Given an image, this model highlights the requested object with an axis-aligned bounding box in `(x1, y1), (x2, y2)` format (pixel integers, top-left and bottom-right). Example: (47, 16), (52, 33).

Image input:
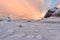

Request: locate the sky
(0, 0), (60, 20)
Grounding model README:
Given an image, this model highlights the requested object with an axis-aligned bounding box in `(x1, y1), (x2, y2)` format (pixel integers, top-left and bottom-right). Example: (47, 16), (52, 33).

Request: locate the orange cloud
(0, 0), (47, 20)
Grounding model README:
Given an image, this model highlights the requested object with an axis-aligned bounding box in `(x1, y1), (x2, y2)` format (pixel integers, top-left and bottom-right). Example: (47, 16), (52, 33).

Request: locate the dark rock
(19, 25), (23, 27)
(7, 17), (11, 22)
(44, 10), (55, 18)
(7, 20), (11, 22)
(55, 13), (60, 17)
(44, 7), (58, 18)
(27, 20), (31, 22)
(0, 19), (3, 21)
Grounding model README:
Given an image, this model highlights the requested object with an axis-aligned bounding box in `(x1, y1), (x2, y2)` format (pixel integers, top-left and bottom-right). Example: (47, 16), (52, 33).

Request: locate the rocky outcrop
(44, 7), (60, 18)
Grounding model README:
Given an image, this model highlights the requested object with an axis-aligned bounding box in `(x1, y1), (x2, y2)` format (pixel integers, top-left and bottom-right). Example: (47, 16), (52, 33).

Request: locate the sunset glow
(0, 0), (58, 20)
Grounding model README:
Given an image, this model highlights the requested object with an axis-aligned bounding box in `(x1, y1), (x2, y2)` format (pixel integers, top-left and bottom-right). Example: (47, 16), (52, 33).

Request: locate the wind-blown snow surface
(0, 17), (60, 40)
